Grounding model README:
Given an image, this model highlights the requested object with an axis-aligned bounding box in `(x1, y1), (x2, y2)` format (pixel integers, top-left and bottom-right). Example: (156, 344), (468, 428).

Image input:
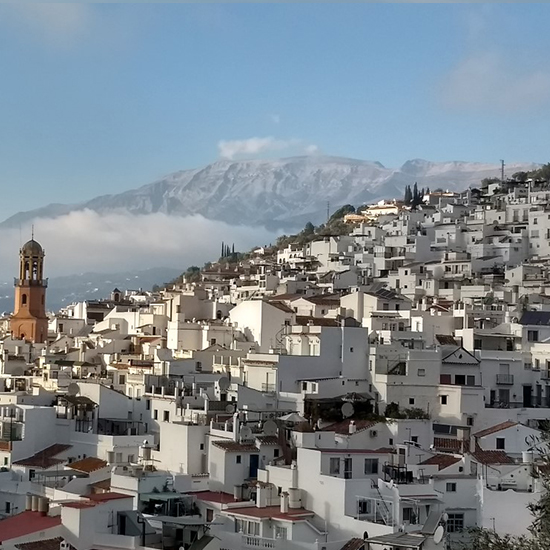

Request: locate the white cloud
(0, 210), (277, 279)
(440, 52), (550, 112)
(218, 136), (318, 160)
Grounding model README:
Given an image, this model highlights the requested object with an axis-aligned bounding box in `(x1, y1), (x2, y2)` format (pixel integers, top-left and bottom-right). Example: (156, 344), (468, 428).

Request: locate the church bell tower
(10, 239), (48, 343)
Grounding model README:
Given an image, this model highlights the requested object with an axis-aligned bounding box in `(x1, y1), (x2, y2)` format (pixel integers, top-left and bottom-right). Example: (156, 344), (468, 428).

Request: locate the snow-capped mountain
(0, 156), (538, 230)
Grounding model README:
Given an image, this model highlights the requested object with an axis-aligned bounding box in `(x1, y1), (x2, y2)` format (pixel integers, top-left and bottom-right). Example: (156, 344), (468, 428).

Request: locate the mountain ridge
(1, 155), (538, 230)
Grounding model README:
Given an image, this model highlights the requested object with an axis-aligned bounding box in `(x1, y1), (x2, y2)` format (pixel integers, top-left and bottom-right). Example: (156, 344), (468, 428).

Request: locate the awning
(366, 532), (426, 548)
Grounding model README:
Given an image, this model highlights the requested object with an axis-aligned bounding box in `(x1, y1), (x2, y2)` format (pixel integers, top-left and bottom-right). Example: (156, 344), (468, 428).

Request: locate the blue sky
(0, 3), (550, 221)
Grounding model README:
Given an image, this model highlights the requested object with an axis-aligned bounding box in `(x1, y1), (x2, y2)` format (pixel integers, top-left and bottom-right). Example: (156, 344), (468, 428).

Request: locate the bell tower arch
(10, 239), (48, 343)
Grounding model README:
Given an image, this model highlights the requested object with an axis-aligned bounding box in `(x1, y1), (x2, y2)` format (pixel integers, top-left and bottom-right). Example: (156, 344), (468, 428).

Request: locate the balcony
(496, 374), (514, 385)
(261, 383), (276, 393)
(541, 370), (550, 381)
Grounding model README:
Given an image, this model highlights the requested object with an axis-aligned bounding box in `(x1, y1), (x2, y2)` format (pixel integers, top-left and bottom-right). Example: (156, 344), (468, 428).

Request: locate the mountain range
(0, 156), (539, 231)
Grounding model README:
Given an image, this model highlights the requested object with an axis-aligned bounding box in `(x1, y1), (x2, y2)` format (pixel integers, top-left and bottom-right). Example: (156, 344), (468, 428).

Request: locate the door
(249, 454), (259, 479)
(523, 385), (532, 408)
(344, 457), (352, 479)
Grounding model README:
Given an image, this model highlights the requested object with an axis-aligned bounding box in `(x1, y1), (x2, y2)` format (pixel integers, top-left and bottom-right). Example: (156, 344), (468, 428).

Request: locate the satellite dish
(218, 377), (230, 391)
(434, 525), (444, 545)
(225, 404), (235, 414)
(239, 426), (253, 441)
(341, 402), (354, 419)
(67, 383), (80, 396)
(263, 420), (277, 436)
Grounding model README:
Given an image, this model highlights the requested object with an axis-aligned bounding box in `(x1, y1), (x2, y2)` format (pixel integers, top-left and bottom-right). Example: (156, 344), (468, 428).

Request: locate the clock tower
(10, 239), (48, 343)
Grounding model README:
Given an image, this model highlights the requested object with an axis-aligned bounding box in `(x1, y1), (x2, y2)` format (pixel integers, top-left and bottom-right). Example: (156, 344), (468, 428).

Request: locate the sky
(0, 2), (549, 280)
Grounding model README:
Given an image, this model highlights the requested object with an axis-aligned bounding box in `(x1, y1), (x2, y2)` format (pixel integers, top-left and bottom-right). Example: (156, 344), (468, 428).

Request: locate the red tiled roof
(0, 511), (61, 543)
(317, 448), (393, 454)
(321, 419), (379, 435)
(193, 491), (241, 504)
(15, 537), (64, 550)
(339, 539), (365, 550)
(419, 454), (461, 470)
(268, 301), (295, 314)
(295, 316), (340, 327)
(212, 440), (258, 452)
(68, 457), (108, 473)
(13, 444), (72, 469)
(256, 435), (279, 446)
(88, 492), (132, 502)
(433, 438), (470, 453)
(223, 505), (314, 521)
(471, 450), (515, 465)
(473, 421), (519, 438)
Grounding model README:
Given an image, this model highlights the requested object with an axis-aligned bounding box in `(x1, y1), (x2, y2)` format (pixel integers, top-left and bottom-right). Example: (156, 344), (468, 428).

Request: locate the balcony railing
(261, 383), (276, 393)
(541, 370), (550, 381)
(496, 374), (514, 385)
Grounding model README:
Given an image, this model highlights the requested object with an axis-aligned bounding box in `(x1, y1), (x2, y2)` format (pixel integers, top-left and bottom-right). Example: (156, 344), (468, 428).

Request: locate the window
(329, 457), (340, 475)
(417, 368), (426, 377)
(275, 526), (287, 540)
(236, 455), (242, 464)
(274, 448), (279, 458)
(127, 454), (135, 463)
(455, 375), (465, 386)
(5, 502), (10, 514)
(496, 438), (505, 450)
(163, 411), (170, 422)
(382, 303), (389, 310)
(409, 398), (415, 405)
(447, 513), (464, 533)
(3, 457), (8, 466)
(119, 375), (126, 385)
(446, 482), (457, 492)
(411, 436), (418, 443)
(440, 395), (448, 405)
(389, 438), (394, 446)
(440, 374), (452, 384)
(528, 330), (539, 342)
(349, 347), (354, 353)
(364, 458), (379, 475)
(467, 417), (474, 426)
(146, 400), (151, 410)
(22, 294), (27, 305)
(466, 375), (476, 386)
(200, 443), (205, 451)
(153, 409), (158, 420)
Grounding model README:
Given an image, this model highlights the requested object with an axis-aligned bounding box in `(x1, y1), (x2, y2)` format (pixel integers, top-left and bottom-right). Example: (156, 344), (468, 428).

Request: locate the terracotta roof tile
(419, 454), (461, 470)
(295, 316), (340, 327)
(68, 457), (108, 473)
(13, 444), (72, 469)
(0, 511), (62, 543)
(212, 440), (258, 452)
(322, 419), (379, 435)
(473, 421), (519, 438)
(433, 438), (470, 453)
(256, 435), (279, 446)
(339, 539), (365, 550)
(15, 537), (64, 550)
(471, 450), (515, 465)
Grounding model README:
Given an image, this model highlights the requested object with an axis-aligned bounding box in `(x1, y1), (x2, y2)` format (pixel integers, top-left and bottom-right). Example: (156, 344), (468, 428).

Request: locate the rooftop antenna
(501, 159), (505, 182)
(31, 224), (34, 240)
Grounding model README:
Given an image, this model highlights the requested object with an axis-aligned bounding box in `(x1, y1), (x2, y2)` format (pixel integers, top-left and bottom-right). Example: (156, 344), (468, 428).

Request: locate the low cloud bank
(0, 209), (278, 280)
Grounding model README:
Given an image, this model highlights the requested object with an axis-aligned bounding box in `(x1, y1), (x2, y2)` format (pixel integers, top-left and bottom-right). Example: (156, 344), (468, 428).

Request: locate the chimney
(256, 484), (268, 508)
(349, 420), (357, 434)
(280, 492), (289, 513)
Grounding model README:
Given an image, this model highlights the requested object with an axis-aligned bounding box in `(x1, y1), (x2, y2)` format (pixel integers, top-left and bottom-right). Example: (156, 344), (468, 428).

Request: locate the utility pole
(501, 159), (505, 182)
(326, 201), (330, 223)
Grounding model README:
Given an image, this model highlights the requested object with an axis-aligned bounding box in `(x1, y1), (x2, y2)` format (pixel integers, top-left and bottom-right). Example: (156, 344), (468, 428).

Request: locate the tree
(184, 266), (201, 283)
(512, 171), (529, 183)
(303, 222), (315, 235)
(404, 185), (412, 205)
(329, 204), (355, 223)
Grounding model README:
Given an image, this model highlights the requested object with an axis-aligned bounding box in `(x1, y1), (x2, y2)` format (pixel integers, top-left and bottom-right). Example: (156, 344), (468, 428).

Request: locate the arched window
(22, 294), (27, 305)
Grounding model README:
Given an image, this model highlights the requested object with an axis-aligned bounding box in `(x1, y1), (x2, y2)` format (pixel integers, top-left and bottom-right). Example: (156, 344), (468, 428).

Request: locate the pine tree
(404, 185), (412, 205)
